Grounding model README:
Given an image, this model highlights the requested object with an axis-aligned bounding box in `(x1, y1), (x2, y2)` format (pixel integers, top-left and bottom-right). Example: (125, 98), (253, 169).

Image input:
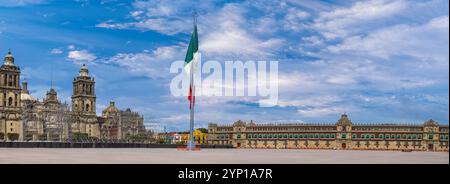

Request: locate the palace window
(326, 134), (330, 138)
(237, 134), (241, 139)
(268, 134), (272, 138)
(320, 134), (324, 138)
(264, 134), (267, 138)
(259, 134), (262, 138)
(331, 134), (335, 138)
(352, 134), (357, 139)
(379, 134), (383, 139)
(304, 134), (308, 138)
(289, 134), (293, 138)
(274, 134), (277, 138)
(315, 134), (319, 139)
(370, 135), (374, 139)
(8, 97), (12, 106)
(299, 134), (303, 138)
(284, 134), (288, 138)
(309, 134), (314, 139)
(397, 134), (401, 139)
(386, 135), (390, 139)
(392, 134), (395, 139)
(248, 134), (252, 139)
(279, 134), (283, 138)
(402, 135), (407, 139)
(294, 134), (298, 138)
(342, 134), (346, 139)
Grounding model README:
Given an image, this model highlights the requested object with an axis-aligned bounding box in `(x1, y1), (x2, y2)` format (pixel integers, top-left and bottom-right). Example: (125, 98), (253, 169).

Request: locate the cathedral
(0, 49), (146, 141)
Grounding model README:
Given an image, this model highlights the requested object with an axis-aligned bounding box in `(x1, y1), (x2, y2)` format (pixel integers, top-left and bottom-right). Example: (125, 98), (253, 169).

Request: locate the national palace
(0, 49), (146, 141)
(207, 114), (449, 151)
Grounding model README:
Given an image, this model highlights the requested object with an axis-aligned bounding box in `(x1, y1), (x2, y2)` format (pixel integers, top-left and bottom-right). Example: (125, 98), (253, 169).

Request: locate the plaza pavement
(0, 148), (448, 164)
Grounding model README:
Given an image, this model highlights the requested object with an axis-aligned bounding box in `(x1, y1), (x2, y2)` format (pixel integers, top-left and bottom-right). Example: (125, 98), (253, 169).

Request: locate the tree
(72, 132), (89, 141)
(197, 128), (208, 133)
(7, 133), (19, 141)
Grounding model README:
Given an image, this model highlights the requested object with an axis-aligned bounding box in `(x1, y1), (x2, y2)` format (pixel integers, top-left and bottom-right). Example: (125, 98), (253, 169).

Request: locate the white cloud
(50, 48), (63, 55)
(0, 0), (47, 7)
(67, 50), (97, 62)
(283, 7), (310, 32)
(67, 45), (76, 50)
(314, 0), (406, 39)
(96, 18), (189, 35)
(201, 4), (284, 58)
(101, 45), (182, 78)
(328, 15), (449, 62)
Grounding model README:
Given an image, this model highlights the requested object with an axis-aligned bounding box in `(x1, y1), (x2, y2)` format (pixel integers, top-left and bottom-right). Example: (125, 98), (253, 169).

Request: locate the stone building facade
(207, 114), (449, 151)
(0, 50), (23, 141)
(0, 49), (146, 141)
(99, 101), (145, 140)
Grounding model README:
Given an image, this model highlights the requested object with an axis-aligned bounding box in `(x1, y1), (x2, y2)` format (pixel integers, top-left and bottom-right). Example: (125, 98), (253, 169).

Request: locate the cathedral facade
(0, 50), (146, 141)
(207, 114), (449, 152)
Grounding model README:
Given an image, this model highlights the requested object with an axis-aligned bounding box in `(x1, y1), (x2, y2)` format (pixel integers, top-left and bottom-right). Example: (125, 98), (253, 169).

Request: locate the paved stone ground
(0, 148), (448, 164)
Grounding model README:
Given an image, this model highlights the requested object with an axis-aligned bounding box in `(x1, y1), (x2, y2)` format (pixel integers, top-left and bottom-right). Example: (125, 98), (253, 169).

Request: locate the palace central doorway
(342, 143), (347, 149)
(428, 144), (434, 151)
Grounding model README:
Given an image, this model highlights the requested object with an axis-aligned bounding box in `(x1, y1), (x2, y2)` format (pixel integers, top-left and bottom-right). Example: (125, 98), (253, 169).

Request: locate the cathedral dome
(4, 49), (15, 66)
(20, 80), (33, 101)
(79, 64), (89, 77)
(103, 101), (119, 115)
(20, 92), (34, 101)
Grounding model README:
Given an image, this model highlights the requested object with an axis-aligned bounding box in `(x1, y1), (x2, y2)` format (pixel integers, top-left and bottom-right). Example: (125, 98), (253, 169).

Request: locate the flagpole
(188, 11), (197, 151)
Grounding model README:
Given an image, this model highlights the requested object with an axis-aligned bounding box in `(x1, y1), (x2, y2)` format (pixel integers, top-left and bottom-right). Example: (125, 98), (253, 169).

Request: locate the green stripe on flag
(184, 25), (198, 64)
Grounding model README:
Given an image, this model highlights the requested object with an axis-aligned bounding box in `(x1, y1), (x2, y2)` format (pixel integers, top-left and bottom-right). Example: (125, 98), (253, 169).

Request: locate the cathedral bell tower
(0, 49), (23, 141)
(71, 64), (99, 137)
(72, 64), (96, 115)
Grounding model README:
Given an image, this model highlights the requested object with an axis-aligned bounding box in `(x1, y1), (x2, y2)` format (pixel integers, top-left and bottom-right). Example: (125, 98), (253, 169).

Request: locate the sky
(0, 0), (448, 131)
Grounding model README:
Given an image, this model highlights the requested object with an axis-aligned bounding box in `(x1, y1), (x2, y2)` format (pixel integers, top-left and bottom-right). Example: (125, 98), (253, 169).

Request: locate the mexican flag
(185, 23), (198, 109)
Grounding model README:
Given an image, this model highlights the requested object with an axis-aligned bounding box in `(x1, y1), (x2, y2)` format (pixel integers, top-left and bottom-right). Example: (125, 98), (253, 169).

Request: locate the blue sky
(0, 0), (448, 131)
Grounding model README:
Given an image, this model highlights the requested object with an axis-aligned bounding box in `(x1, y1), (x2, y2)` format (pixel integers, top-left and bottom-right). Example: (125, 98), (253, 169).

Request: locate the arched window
(379, 134), (383, 139)
(326, 134), (330, 138)
(352, 134), (357, 139)
(321, 134), (324, 138)
(299, 134), (303, 138)
(289, 134), (293, 138)
(331, 134), (335, 138)
(8, 97), (12, 106)
(268, 134), (272, 138)
(284, 134), (288, 138)
(86, 104), (90, 112)
(274, 134), (277, 138)
(304, 134), (308, 138)
(294, 134), (298, 138)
